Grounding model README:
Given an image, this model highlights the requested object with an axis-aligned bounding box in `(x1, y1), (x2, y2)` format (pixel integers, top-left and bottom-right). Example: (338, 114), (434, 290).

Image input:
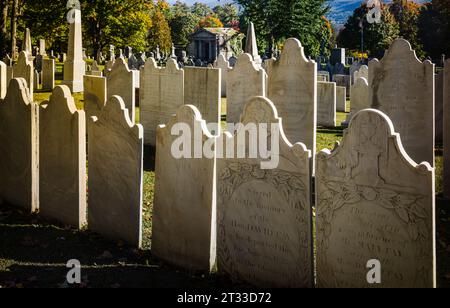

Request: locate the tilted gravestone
(316, 109), (435, 288)
(227, 53), (267, 126)
(140, 58), (184, 146)
(317, 82), (337, 127)
(153, 105), (216, 272)
(39, 86), (87, 228)
(217, 96), (313, 288)
(369, 39), (435, 165)
(0, 78), (39, 212)
(88, 95), (144, 248)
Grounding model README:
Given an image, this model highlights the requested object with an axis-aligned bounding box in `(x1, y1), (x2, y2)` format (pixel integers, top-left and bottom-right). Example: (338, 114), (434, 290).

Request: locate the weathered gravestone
(214, 54), (230, 97)
(84, 75), (107, 120)
(336, 86), (346, 112)
(184, 66), (221, 126)
(369, 39), (434, 165)
(217, 96), (313, 288)
(227, 53), (267, 126)
(318, 71), (330, 82)
(317, 82), (337, 127)
(88, 95), (143, 248)
(317, 75), (327, 82)
(345, 77), (369, 125)
(13, 51), (34, 97)
(316, 109), (435, 288)
(333, 74), (350, 95)
(0, 78), (39, 212)
(350, 61), (362, 84)
(153, 105), (216, 272)
(354, 65), (368, 82)
(140, 58), (184, 146)
(435, 71), (444, 143)
(267, 38), (317, 161)
(42, 58), (55, 91)
(39, 86), (87, 228)
(0, 61), (6, 99)
(444, 59), (450, 199)
(107, 57), (136, 122)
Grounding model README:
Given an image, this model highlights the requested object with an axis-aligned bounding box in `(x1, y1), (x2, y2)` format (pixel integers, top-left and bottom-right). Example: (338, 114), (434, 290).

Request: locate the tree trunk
(0, 0), (8, 58)
(10, 0), (18, 59)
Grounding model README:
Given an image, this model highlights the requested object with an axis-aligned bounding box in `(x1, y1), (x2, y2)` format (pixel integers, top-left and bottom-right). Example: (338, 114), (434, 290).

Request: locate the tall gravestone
(84, 75), (107, 120)
(336, 86), (346, 112)
(316, 109), (435, 288)
(22, 28), (32, 59)
(39, 86), (87, 228)
(217, 96), (313, 288)
(88, 96), (143, 248)
(140, 58), (184, 146)
(184, 66), (221, 126)
(153, 105), (216, 272)
(444, 59), (450, 199)
(317, 82), (337, 127)
(0, 78), (39, 212)
(369, 39), (434, 165)
(245, 22), (262, 66)
(345, 77), (369, 124)
(41, 58), (55, 91)
(0, 61), (6, 99)
(227, 53), (267, 125)
(435, 71), (444, 143)
(267, 38), (317, 162)
(13, 51), (34, 97)
(214, 54), (230, 97)
(63, 9), (85, 93)
(107, 57), (136, 122)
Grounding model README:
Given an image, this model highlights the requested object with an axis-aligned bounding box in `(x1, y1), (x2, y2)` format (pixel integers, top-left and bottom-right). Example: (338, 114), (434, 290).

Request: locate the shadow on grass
(144, 145), (156, 172)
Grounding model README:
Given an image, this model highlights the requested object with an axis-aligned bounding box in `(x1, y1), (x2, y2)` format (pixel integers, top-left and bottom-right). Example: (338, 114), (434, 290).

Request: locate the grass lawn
(0, 93), (448, 288)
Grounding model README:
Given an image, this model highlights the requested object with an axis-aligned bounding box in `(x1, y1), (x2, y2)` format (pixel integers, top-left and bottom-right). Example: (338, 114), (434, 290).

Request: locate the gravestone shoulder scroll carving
(153, 105), (216, 272)
(316, 109), (435, 288)
(217, 96), (313, 288)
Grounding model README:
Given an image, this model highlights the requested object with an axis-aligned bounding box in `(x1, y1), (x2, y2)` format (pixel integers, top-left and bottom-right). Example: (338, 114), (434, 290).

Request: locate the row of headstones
(150, 95), (436, 288)
(0, 78), (143, 247)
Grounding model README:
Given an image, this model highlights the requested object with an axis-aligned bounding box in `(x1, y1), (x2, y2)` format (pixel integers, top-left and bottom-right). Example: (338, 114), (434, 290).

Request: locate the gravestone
(227, 53), (267, 125)
(354, 65), (368, 82)
(444, 60), (450, 199)
(316, 109), (436, 288)
(317, 82), (336, 127)
(333, 63), (346, 76)
(331, 48), (345, 65)
(336, 86), (346, 112)
(88, 95), (143, 248)
(369, 39), (434, 165)
(84, 75), (107, 120)
(0, 78), (39, 212)
(13, 51), (34, 97)
(217, 96), (313, 288)
(33, 69), (40, 90)
(345, 77), (370, 124)
(435, 71), (444, 143)
(245, 22), (262, 66)
(39, 39), (46, 56)
(333, 74), (350, 95)
(128, 54), (139, 70)
(266, 38), (317, 162)
(0, 61), (6, 99)
(22, 28), (32, 59)
(39, 86), (87, 228)
(107, 57), (136, 122)
(350, 61), (362, 84)
(317, 75), (327, 82)
(153, 105), (216, 272)
(214, 54), (230, 97)
(35, 54), (43, 73)
(184, 66), (221, 126)
(140, 58), (184, 146)
(318, 71), (330, 82)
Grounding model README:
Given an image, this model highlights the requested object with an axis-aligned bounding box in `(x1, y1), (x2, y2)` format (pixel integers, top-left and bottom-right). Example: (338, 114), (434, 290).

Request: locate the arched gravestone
(316, 109), (435, 288)
(266, 38), (317, 162)
(345, 77), (370, 124)
(140, 58), (184, 146)
(153, 105), (216, 272)
(214, 54), (231, 97)
(227, 53), (267, 126)
(88, 96), (143, 248)
(13, 51), (34, 98)
(0, 78), (39, 212)
(106, 57), (136, 123)
(217, 96), (313, 288)
(354, 65), (368, 82)
(39, 86), (87, 228)
(369, 39), (435, 165)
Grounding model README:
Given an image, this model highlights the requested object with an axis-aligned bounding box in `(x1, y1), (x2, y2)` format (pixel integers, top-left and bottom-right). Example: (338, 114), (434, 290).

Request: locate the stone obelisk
(245, 22), (262, 66)
(63, 9), (85, 93)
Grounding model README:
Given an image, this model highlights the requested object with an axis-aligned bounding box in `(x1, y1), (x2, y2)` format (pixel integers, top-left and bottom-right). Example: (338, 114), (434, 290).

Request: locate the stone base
(62, 79), (84, 93)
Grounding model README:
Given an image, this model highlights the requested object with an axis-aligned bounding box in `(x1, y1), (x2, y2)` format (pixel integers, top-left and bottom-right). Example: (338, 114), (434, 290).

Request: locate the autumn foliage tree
(198, 15), (223, 28)
(148, 6), (172, 54)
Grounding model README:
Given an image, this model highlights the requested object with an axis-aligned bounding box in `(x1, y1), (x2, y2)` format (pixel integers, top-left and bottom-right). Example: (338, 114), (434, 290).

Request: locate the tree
(169, 11), (199, 47)
(0, 0), (8, 57)
(148, 8), (172, 54)
(213, 3), (239, 26)
(198, 15), (223, 28)
(191, 2), (213, 18)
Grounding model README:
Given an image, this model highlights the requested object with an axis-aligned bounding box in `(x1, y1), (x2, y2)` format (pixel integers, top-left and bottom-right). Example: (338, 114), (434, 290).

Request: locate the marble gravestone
(140, 58), (184, 146)
(88, 96), (143, 248)
(318, 71), (330, 82)
(0, 61), (6, 99)
(354, 65), (368, 83)
(317, 82), (337, 127)
(214, 54), (230, 97)
(227, 53), (267, 126)
(345, 77), (369, 124)
(316, 109), (435, 288)
(184, 66), (221, 127)
(153, 105), (216, 272)
(84, 75), (107, 120)
(13, 51), (34, 97)
(444, 60), (450, 199)
(336, 86), (346, 112)
(217, 96), (313, 288)
(41, 58), (55, 91)
(369, 39), (435, 165)
(0, 78), (39, 212)
(350, 62), (362, 84)
(435, 71), (444, 143)
(266, 38), (317, 161)
(107, 57), (136, 122)
(39, 86), (87, 228)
